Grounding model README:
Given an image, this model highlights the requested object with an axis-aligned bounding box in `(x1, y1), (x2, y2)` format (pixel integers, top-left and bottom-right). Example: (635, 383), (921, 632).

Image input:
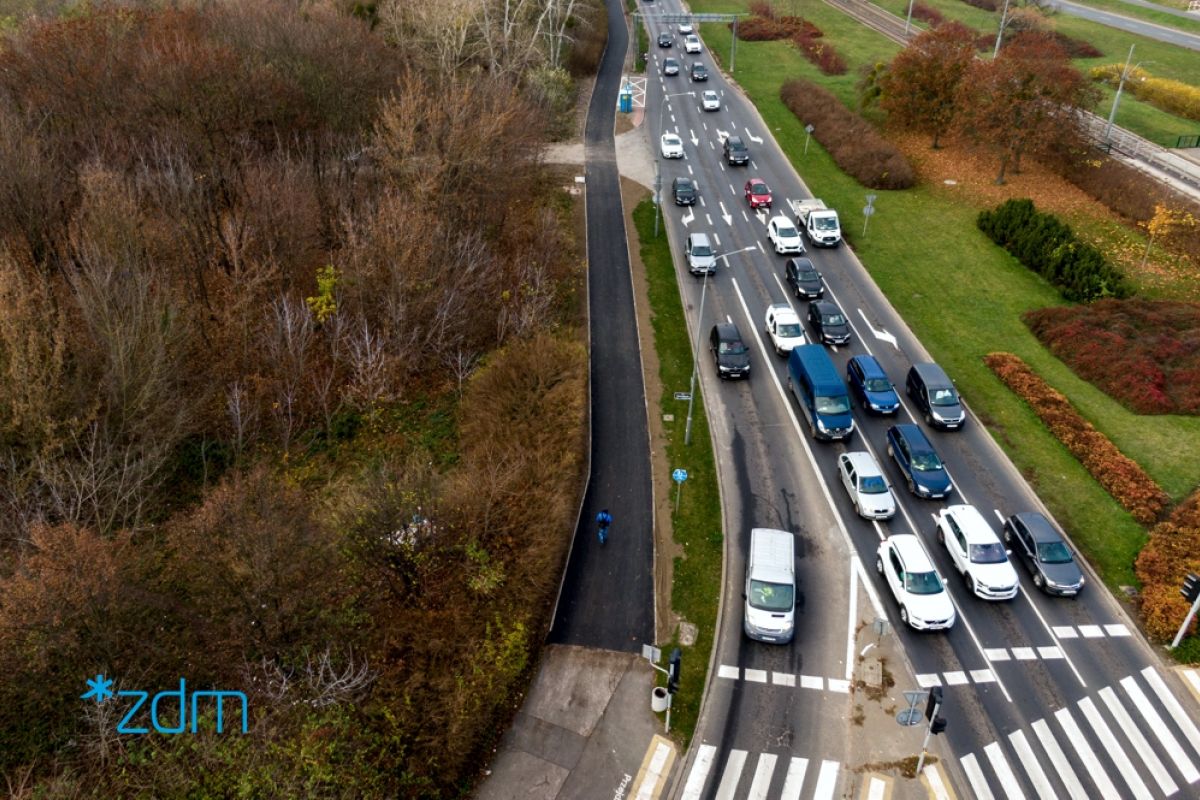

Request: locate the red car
(744, 178), (772, 209)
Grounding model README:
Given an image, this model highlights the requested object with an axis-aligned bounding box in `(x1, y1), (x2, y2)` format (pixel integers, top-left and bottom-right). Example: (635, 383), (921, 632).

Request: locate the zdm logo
(82, 674), (249, 735)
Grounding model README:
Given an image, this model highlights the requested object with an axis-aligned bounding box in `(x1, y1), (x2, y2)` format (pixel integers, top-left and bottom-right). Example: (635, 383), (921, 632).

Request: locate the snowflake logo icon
(81, 674), (115, 703)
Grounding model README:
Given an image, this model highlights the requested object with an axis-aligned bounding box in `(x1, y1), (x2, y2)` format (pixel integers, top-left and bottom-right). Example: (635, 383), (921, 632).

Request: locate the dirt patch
(620, 175), (684, 644)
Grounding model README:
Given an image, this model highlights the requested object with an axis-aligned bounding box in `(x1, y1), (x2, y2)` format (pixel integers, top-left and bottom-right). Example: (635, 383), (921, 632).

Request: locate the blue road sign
(672, 469), (688, 484)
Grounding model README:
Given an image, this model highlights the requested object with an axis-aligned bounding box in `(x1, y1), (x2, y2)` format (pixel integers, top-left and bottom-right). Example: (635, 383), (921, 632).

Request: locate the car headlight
(816, 419), (828, 432)
(917, 484), (930, 495)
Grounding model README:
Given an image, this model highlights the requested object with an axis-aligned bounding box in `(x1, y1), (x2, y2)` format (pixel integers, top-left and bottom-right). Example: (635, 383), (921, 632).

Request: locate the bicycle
(596, 509), (612, 546)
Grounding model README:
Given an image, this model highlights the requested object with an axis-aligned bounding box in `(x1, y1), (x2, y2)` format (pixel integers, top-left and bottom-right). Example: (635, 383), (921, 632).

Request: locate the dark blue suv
(886, 424), (953, 499)
(847, 355), (899, 414)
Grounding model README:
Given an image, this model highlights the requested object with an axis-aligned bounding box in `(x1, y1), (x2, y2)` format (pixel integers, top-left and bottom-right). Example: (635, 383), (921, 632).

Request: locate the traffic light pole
(1170, 573), (1200, 649)
(915, 699), (941, 774)
(916, 686), (946, 775)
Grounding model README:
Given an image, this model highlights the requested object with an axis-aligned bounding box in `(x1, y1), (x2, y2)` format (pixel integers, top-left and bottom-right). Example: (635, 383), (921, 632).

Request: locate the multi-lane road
(637, 3), (1200, 798)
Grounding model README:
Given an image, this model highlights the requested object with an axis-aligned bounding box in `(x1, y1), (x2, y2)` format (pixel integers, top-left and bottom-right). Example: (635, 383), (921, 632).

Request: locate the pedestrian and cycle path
(957, 666), (1200, 799)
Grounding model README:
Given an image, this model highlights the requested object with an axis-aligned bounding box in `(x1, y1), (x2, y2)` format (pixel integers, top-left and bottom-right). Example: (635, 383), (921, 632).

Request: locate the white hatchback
(701, 90), (720, 111)
(877, 535), (956, 630)
(678, 22), (694, 34)
(936, 504), (1019, 600)
(660, 133), (684, 159)
(767, 215), (805, 254)
(684, 34), (702, 53)
(764, 303), (806, 355)
(837, 451), (896, 520)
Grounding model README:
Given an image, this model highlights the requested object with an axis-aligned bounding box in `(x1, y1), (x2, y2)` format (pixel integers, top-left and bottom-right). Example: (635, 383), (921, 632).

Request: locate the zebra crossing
(680, 745), (844, 800)
(960, 667), (1200, 799)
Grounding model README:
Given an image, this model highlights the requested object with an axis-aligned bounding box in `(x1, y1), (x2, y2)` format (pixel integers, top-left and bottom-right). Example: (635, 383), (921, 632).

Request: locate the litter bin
(651, 686), (669, 713)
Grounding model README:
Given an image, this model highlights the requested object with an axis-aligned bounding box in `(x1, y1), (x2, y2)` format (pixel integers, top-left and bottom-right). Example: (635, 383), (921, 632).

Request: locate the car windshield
(860, 475), (887, 494)
(777, 323), (802, 338)
(865, 378), (891, 392)
(816, 395), (850, 415)
(798, 269), (819, 281)
(1037, 541), (1073, 564)
(749, 580), (793, 612)
(692, 244), (711, 256)
(931, 387), (958, 406)
(823, 313), (846, 326)
(814, 217), (838, 231)
(910, 450), (943, 471)
(970, 542), (1008, 564)
(664, 135), (679, 145)
(677, 180), (692, 190)
(719, 341), (747, 355)
(751, 184), (769, 195)
(777, 224), (798, 238)
(905, 570), (943, 595)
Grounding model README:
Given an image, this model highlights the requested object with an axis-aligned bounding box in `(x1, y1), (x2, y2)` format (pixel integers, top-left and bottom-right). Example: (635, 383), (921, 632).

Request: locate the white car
(767, 216), (805, 254)
(764, 303), (806, 355)
(678, 22), (694, 34)
(877, 535), (956, 631)
(660, 133), (684, 159)
(684, 34), (702, 53)
(837, 451), (896, 520)
(935, 505), (1019, 601)
(701, 90), (720, 111)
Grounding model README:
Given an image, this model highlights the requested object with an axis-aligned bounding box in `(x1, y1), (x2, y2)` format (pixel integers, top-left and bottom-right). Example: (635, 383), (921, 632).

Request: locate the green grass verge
(633, 198), (723, 743)
(692, 1), (1200, 590)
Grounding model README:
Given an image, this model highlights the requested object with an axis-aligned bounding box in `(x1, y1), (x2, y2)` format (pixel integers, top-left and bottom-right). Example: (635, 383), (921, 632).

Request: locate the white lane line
(971, 669), (997, 683)
(1078, 625), (1104, 638)
(1098, 685), (1177, 795)
(1078, 696), (1151, 799)
(827, 679), (851, 693)
(984, 741), (1027, 800)
(744, 668), (767, 683)
(1011, 647), (1037, 661)
(717, 664), (739, 680)
(1031, 718), (1089, 800)
(780, 757), (808, 800)
(714, 749), (747, 800)
(680, 744), (717, 800)
(1053, 626), (1078, 638)
(944, 671), (969, 686)
(813, 759), (839, 800)
(916, 674), (942, 688)
(924, 763), (952, 800)
(1105, 624), (1131, 637)
(1140, 666), (1200, 759)
(1055, 706), (1120, 798)
(772, 671), (795, 687)
(1009, 730), (1056, 800)
(987, 648), (1011, 661)
(1015, 581), (1087, 687)
(1037, 646), (1064, 659)
(867, 776), (887, 800)
(846, 559), (858, 681)
(960, 753), (996, 800)
(1122, 674), (1200, 783)
(800, 674), (824, 690)
(746, 753), (777, 800)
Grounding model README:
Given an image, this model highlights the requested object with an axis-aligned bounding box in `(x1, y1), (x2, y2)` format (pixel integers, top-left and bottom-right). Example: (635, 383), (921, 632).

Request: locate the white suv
(764, 303), (806, 355)
(935, 505), (1019, 600)
(684, 34), (702, 53)
(877, 535), (956, 630)
(838, 451), (896, 520)
(767, 216), (805, 255)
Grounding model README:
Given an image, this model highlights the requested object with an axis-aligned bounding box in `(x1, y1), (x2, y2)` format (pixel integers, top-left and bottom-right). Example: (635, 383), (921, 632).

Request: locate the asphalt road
(1045, 0), (1200, 50)
(548, 0), (655, 653)
(639, 2), (1200, 798)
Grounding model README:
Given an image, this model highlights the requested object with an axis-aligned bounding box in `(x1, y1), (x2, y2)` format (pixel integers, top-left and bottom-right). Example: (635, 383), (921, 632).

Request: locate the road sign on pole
(673, 468), (688, 513)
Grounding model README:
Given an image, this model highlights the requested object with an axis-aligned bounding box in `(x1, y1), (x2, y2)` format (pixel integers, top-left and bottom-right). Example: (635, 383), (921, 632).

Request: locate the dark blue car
(847, 355), (899, 414)
(886, 424), (953, 499)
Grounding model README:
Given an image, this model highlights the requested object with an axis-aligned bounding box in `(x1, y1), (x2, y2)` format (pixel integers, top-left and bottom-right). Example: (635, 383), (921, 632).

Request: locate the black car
(672, 176), (697, 206)
(709, 323), (750, 380)
(690, 62), (708, 81)
(1003, 512), (1085, 596)
(723, 135), (749, 166)
(785, 257), (824, 299)
(657, 32), (672, 47)
(807, 300), (851, 346)
(663, 57), (680, 76)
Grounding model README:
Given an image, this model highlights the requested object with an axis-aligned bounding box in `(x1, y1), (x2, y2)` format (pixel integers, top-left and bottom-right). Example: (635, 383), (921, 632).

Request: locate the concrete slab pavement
(475, 646), (675, 800)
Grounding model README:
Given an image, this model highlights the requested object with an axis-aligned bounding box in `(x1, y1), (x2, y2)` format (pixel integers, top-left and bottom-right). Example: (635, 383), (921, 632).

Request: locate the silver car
(702, 90), (720, 111)
(838, 451), (896, 520)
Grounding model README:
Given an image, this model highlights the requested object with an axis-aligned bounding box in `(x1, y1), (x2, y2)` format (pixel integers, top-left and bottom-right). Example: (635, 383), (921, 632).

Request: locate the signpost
(672, 468), (688, 513)
(804, 124), (814, 155)
(862, 194), (877, 238)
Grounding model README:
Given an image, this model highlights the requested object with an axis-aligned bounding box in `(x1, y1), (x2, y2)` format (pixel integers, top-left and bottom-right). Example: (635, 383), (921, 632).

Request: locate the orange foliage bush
(984, 352), (1169, 524)
(1136, 493), (1200, 641)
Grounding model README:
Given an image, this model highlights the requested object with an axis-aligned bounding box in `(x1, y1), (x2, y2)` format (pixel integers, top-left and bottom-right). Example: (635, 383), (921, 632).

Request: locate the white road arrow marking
(718, 202), (732, 226)
(756, 208), (769, 225)
(746, 128), (763, 144)
(681, 208), (695, 226)
(716, 128), (730, 142)
(856, 309), (898, 349)
(689, 129), (699, 147)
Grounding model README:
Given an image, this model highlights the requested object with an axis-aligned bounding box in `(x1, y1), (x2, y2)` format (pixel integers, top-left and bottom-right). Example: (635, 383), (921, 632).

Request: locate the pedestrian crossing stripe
(916, 669), (996, 688)
(679, 748), (840, 800)
(1052, 623), (1131, 639)
(716, 666), (850, 693)
(961, 668), (1200, 800)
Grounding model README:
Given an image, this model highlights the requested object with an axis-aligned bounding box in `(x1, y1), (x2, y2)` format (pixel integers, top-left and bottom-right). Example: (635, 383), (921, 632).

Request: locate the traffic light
(931, 715), (947, 735)
(924, 687), (943, 722)
(667, 648), (682, 695)
(1183, 573), (1200, 603)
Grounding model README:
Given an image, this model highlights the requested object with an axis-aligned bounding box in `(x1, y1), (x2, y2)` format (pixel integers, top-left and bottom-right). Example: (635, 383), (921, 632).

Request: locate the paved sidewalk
(544, 122), (656, 190)
(475, 646), (674, 800)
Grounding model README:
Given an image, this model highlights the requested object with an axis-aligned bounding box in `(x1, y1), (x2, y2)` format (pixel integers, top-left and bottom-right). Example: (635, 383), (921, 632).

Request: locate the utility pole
(1104, 44), (1137, 144)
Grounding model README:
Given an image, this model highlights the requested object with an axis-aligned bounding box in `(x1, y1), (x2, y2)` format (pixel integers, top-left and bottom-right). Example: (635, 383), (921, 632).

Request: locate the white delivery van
(743, 528), (796, 644)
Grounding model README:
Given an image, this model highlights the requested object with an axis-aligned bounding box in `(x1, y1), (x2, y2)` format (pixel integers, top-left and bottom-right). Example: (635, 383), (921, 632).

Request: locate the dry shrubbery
(781, 79), (916, 189)
(1136, 492), (1200, 640)
(912, 3), (946, 25)
(1025, 299), (1200, 415)
(985, 352), (1170, 525)
(737, 3), (844, 74)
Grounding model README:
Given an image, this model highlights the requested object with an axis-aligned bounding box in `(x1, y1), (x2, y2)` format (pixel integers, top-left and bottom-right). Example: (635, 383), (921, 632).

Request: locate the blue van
(787, 344), (854, 441)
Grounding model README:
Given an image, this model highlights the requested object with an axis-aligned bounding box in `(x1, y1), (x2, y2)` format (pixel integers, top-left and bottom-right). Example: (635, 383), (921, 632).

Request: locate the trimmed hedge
(985, 352), (1169, 525)
(780, 79), (915, 189)
(977, 198), (1132, 302)
(1136, 491), (1200, 642)
(959, 0), (998, 10)
(1092, 64), (1200, 123)
(912, 3), (946, 26)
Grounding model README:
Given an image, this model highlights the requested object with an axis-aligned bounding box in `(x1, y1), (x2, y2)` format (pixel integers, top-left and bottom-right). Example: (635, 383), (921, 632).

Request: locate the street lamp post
(684, 246), (756, 446)
(993, 0), (1011, 58)
(904, 0), (916, 35)
(1104, 44), (1143, 144)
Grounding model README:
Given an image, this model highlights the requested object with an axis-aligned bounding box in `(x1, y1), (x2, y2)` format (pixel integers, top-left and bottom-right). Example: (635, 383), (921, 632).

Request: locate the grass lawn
(691, 1), (1200, 590)
(633, 199), (724, 743)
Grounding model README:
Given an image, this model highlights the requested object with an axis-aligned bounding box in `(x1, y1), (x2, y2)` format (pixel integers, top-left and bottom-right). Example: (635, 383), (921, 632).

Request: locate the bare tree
(346, 317), (391, 407)
(263, 294), (316, 452)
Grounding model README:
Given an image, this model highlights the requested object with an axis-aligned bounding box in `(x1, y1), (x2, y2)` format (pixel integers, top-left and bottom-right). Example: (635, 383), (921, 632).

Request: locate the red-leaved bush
(985, 352), (1170, 525)
(793, 29), (848, 75)
(912, 3), (946, 25)
(1136, 492), (1200, 640)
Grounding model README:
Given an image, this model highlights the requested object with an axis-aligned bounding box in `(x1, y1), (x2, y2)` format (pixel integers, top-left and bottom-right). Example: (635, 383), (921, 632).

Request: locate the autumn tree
(879, 22), (977, 148)
(955, 32), (1097, 184)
